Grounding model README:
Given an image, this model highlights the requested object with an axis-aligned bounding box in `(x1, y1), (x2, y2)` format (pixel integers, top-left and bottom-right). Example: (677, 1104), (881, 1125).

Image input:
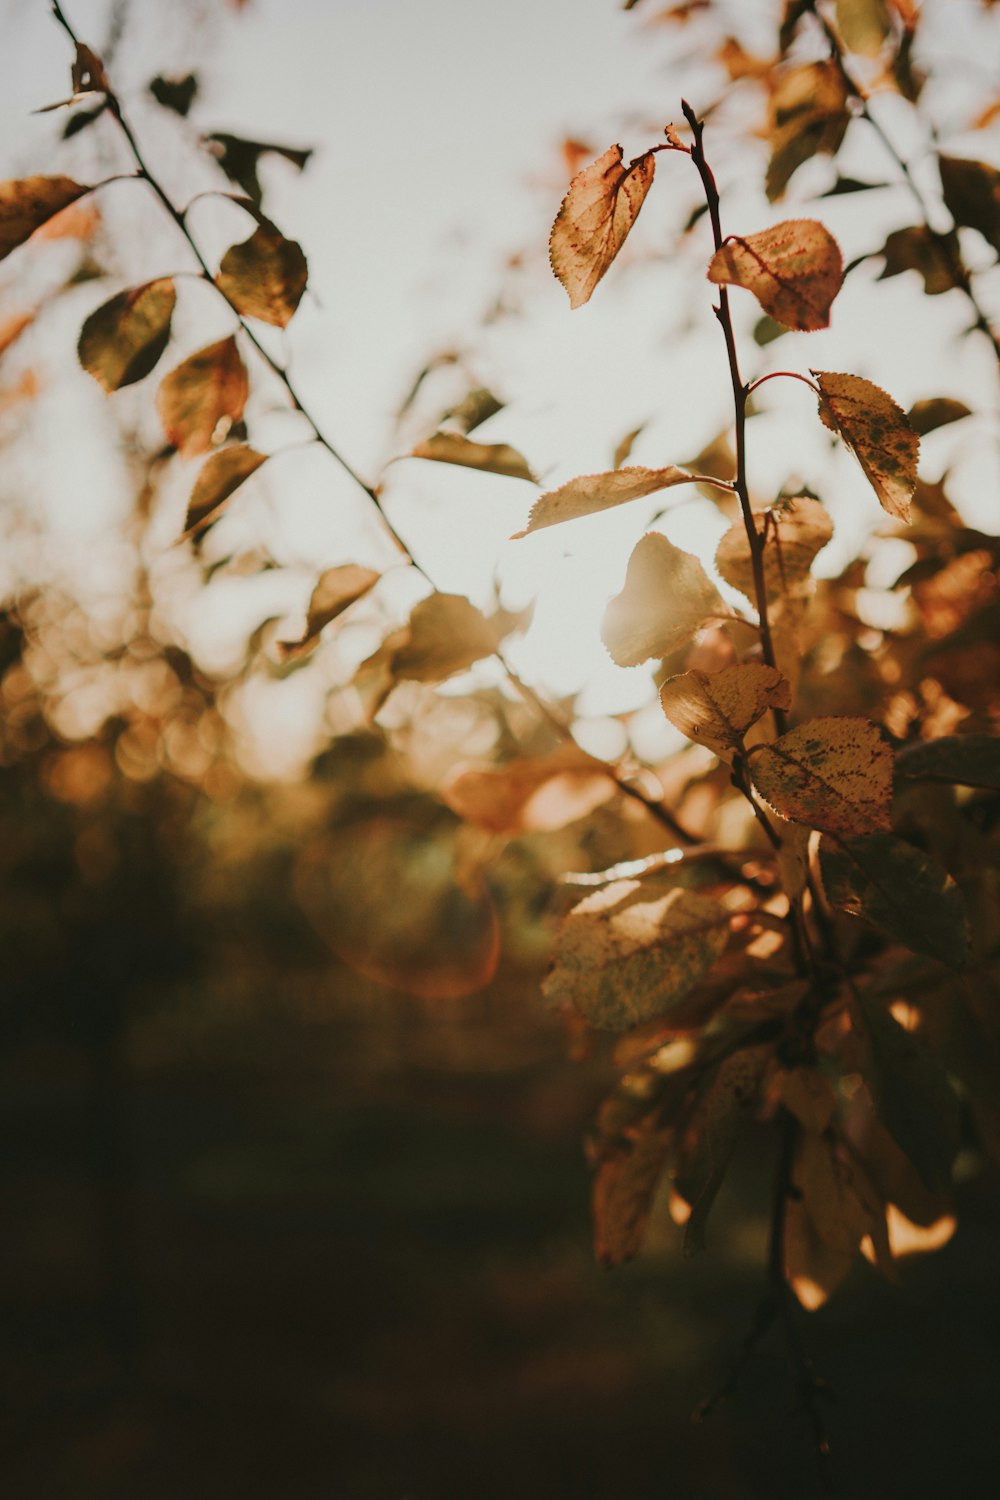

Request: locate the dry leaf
(715, 496), (833, 608)
(813, 370), (919, 522)
(78, 278), (176, 391)
(277, 564), (381, 660)
(0, 176), (89, 261)
(549, 144), (656, 309)
(749, 716), (894, 836)
(157, 336), (249, 456)
(514, 465), (693, 537)
(411, 431), (535, 483)
(708, 220), (843, 331)
(601, 532), (725, 667)
(391, 593), (499, 683)
(185, 445), (267, 532)
(659, 663), (790, 759)
(441, 743), (614, 834)
(593, 1126), (673, 1267)
(216, 222), (307, 327)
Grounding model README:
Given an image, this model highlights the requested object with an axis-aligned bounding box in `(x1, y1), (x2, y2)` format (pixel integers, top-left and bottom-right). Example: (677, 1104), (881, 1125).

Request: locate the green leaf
(939, 156), (1000, 255)
(601, 532), (725, 667)
(78, 278), (176, 391)
(542, 880), (730, 1031)
(749, 716), (893, 836)
(157, 336), (249, 456)
(813, 370), (919, 522)
(410, 431), (536, 483)
(184, 444), (268, 532)
(819, 832), (969, 968)
(514, 466), (694, 537)
(895, 734), (1000, 790)
(216, 222), (307, 327)
(0, 176), (90, 261)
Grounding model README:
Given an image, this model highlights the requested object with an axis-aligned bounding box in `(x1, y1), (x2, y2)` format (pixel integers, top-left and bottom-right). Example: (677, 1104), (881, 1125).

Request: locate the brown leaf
(0, 176), (90, 261)
(216, 222), (307, 327)
(906, 398), (972, 436)
(184, 444), (268, 532)
(277, 564), (381, 660)
(542, 880), (730, 1031)
(796, 1131), (880, 1257)
(549, 144), (656, 309)
(156, 336), (249, 456)
(765, 62), (850, 201)
(601, 532), (725, 667)
(813, 370), (919, 522)
(411, 431), (536, 483)
(749, 716), (894, 836)
(877, 225), (959, 296)
(390, 593), (499, 684)
(680, 1045), (772, 1254)
(776, 1067), (837, 1134)
(593, 1126), (672, 1268)
(939, 155), (1000, 255)
(78, 278), (176, 391)
(708, 220), (843, 331)
(514, 466), (693, 537)
(441, 743), (615, 835)
(659, 663), (791, 759)
(715, 496), (833, 608)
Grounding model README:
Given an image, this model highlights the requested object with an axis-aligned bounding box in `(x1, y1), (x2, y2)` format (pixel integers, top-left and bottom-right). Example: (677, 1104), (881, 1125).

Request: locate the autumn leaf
(679, 1044), (772, 1254)
(835, 0), (891, 56)
(715, 495), (833, 608)
(765, 61), (850, 201)
(390, 593), (499, 684)
(0, 177), (92, 261)
(813, 370), (919, 522)
(776, 1067), (837, 1134)
(277, 564), (381, 661)
(796, 1132), (881, 1259)
(514, 466), (695, 537)
(659, 663), (791, 759)
(601, 532), (726, 667)
(78, 278), (176, 391)
(939, 155), (1000, 255)
(149, 73), (198, 117)
(819, 832), (969, 968)
(216, 222), (307, 327)
(542, 880), (730, 1031)
(184, 444), (268, 533)
(894, 733), (1000, 790)
(708, 220), (843, 331)
(204, 133), (313, 208)
(593, 1126), (673, 1267)
(748, 716), (893, 836)
(441, 743), (615, 834)
(877, 225), (959, 297)
(157, 336), (249, 456)
(906, 398), (972, 436)
(410, 431), (536, 483)
(549, 144), (656, 309)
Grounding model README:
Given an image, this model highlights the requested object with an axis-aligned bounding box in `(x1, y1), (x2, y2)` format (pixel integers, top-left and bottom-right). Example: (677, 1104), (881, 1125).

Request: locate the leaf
(514, 466), (694, 537)
(593, 1126), (673, 1267)
(813, 370), (919, 522)
(680, 1045), (771, 1254)
(819, 832), (969, 968)
(753, 314), (790, 346)
(0, 176), (90, 262)
(708, 220), (843, 331)
(659, 664), (791, 760)
(613, 424), (644, 469)
(939, 156), (1000, 255)
(78, 278), (176, 391)
(749, 717), (893, 836)
(216, 222), (307, 327)
(549, 144), (656, 309)
(796, 1132), (880, 1258)
(156, 336), (249, 456)
(877, 226), (959, 296)
(149, 73), (198, 116)
(441, 743), (615, 834)
(776, 1067), (837, 1134)
(715, 496), (833, 608)
(777, 823), (813, 902)
(765, 62), (850, 201)
(62, 103), (107, 139)
(410, 431), (536, 483)
(854, 990), (960, 1192)
(542, 881), (730, 1031)
(906, 398), (972, 436)
(895, 734), (1000, 790)
(184, 444), (267, 532)
(391, 593), (499, 683)
(601, 532), (725, 667)
(277, 564), (381, 661)
(204, 133), (313, 207)
(820, 175), (888, 197)
(835, 0), (891, 55)
(441, 386), (504, 434)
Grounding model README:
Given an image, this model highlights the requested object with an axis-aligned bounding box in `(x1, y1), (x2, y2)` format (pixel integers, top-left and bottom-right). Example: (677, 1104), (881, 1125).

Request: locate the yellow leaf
(813, 370), (919, 522)
(514, 465), (693, 537)
(216, 221), (307, 327)
(0, 176), (89, 261)
(78, 278), (176, 391)
(411, 430), (535, 483)
(715, 496), (833, 610)
(441, 743), (614, 834)
(708, 219), (843, 331)
(184, 444), (268, 533)
(749, 715), (893, 836)
(659, 663), (790, 759)
(601, 532), (725, 667)
(156, 336), (249, 456)
(277, 564), (381, 660)
(549, 144), (656, 309)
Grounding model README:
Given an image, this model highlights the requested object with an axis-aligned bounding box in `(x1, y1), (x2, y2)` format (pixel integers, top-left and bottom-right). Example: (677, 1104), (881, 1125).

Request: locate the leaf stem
(746, 370), (821, 400)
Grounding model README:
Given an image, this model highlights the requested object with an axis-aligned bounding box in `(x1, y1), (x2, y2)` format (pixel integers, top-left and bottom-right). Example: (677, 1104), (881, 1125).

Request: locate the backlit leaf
(659, 663), (791, 759)
(715, 496), (833, 608)
(835, 0), (891, 55)
(593, 1125), (673, 1267)
(819, 832), (969, 968)
(877, 225), (959, 296)
(765, 62), (850, 201)
(216, 222), (307, 327)
(391, 593), (498, 683)
(601, 532), (725, 667)
(156, 336), (249, 456)
(796, 1131), (880, 1258)
(680, 1045), (771, 1254)
(441, 743), (614, 834)
(749, 716), (893, 836)
(185, 444), (267, 532)
(895, 733), (1000, 790)
(78, 278), (176, 391)
(514, 466), (694, 537)
(708, 220), (843, 331)
(411, 431), (536, 483)
(277, 564), (381, 661)
(813, 370), (919, 522)
(542, 880), (730, 1031)
(906, 398), (972, 436)
(549, 144), (656, 309)
(939, 155), (1000, 255)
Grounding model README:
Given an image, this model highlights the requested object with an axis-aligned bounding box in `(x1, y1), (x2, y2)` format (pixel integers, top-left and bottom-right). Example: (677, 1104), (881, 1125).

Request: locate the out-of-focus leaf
(441, 743), (615, 834)
(184, 444), (267, 532)
(659, 663), (790, 760)
(78, 278), (176, 391)
(715, 495), (833, 608)
(906, 397), (972, 436)
(391, 593), (499, 683)
(836, 0), (891, 54)
(820, 832), (969, 968)
(542, 880), (730, 1031)
(749, 717), (893, 836)
(441, 386), (504, 434)
(0, 176), (90, 262)
(820, 175), (888, 196)
(877, 225), (959, 296)
(157, 336), (249, 456)
(708, 220), (843, 331)
(204, 132), (313, 207)
(765, 62), (850, 201)
(776, 1067), (838, 1133)
(753, 314), (789, 346)
(411, 431), (535, 483)
(549, 143), (656, 308)
(777, 823), (812, 902)
(277, 564), (381, 661)
(814, 370), (919, 522)
(149, 73), (198, 116)
(613, 423), (644, 469)
(593, 1125), (673, 1267)
(0, 310), (35, 358)
(514, 466), (693, 537)
(601, 532), (725, 667)
(895, 734), (1000, 790)
(680, 1045), (772, 1254)
(939, 155), (1000, 254)
(796, 1132), (882, 1260)
(216, 222), (307, 327)
(62, 102), (107, 138)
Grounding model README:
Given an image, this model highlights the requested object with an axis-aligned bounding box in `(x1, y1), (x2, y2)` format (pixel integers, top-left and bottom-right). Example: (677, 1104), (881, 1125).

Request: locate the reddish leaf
(157, 336), (249, 456)
(184, 444), (267, 532)
(549, 144), (656, 309)
(708, 220), (843, 331)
